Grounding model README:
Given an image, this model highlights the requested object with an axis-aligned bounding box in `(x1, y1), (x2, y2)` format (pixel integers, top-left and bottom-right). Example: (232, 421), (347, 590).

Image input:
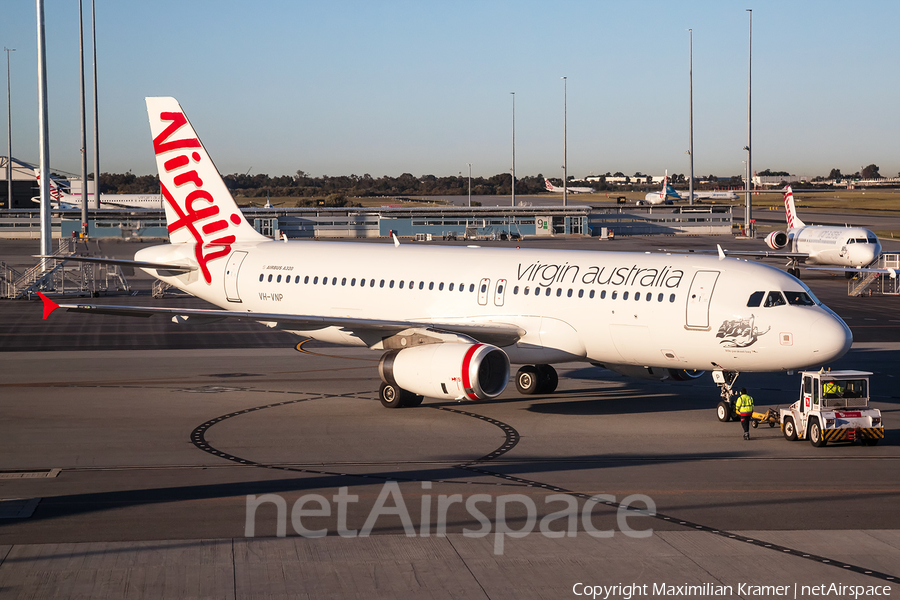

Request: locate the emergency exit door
(685, 270), (719, 329)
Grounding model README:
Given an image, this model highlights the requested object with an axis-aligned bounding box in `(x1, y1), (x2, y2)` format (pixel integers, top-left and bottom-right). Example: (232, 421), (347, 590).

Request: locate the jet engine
(379, 343), (510, 401)
(597, 364), (705, 382)
(764, 230), (789, 250)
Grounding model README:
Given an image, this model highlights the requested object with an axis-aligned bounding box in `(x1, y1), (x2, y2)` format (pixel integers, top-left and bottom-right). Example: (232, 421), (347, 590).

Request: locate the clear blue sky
(3, 1), (898, 180)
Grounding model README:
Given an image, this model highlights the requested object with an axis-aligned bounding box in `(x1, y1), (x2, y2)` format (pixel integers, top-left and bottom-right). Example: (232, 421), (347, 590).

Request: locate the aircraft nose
(809, 312), (852, 364)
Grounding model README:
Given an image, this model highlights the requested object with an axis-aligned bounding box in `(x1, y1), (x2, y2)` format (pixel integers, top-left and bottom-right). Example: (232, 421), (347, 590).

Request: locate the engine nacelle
(597, 363), (705, 382)
(379, 343), (510, 401)
(765, 230), (788, 250)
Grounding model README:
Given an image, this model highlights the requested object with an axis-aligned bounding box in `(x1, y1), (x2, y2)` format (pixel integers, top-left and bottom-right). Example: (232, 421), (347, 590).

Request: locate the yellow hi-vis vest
(736, 394), (754, 415)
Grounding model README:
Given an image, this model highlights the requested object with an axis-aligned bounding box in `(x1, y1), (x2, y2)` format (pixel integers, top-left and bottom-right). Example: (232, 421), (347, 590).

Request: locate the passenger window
(399, 281), (405, 289)
(259, 274), (264, 282)
(600, 290), (606, 299)
(524, 287), (529, 296)
(566, 289), (572, 297)
(556, 289), (562, 297)
(449, 283), (454, 291)
(296, 277), (301, 284)
(469, 284), (475, 292)
(429, 282), (434, 290)
(332, 277), (337, 285)
(646, 293), (652, 302)
(612, 291), (617, 300)
(304, 276), (310, 284)
(409, 281), (414, 289)
(419, 282), (424, 290)
(380, 280), (385, 288)
(389, 280), (394, 288)
(341, 277), (347, 286)
(439, 282), (444, 290)
(578, 290), (583, 298)
(634, 292), (640, 301)
(268, 274), (273, 282)
(747, 291), (765, 307)
(764, 291), (786, 307)
(370, 279), (375, 287)
(513, 286), (519, 294)
(545, 288), (551, 297)
(669, 294), (675, 302)
(623, 291), (629, 300)
(657, 293), (663, 302)
(498, 284), (504, 294)
(589, 290), (595, 299)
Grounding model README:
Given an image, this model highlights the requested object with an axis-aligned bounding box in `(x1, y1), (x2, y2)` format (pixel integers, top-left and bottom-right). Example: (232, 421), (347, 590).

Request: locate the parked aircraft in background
(713, 187), (888, 278)
(544, 178), (595, 194)
(639, 171), (681, 205)
(686, 189), (740, 201)
(39, 97), (853, 412)
(32, 169), (162, 210)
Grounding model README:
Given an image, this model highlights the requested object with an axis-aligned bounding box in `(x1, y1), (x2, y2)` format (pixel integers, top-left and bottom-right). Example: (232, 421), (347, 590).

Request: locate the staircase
(848, 253), (900, 297)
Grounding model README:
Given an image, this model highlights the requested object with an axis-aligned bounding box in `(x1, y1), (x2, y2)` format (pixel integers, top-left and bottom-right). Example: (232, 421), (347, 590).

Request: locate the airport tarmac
(1, 235), (899, 599)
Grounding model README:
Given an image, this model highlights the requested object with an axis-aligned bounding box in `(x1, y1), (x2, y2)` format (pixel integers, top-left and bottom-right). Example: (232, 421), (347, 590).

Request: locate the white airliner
(38, 97), (853, 410)
(32, 169), (162, 210)
(544, 178), (595, 194)
(638, 171), (681, 205)
(716, 187), (887, 278)
(686, 189), (739, 201)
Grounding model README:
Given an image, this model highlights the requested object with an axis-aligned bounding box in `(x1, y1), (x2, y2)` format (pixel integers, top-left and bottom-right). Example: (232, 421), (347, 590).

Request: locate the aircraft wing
(804, 266), (899, 278)
(659, 248), (811, 260)
(36, 292), (525, 348)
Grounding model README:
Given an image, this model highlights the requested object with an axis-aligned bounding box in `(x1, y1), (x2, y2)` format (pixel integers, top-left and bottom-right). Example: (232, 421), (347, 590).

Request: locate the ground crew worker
(823, 381), (843, 397)
(736, 388), (755, 440)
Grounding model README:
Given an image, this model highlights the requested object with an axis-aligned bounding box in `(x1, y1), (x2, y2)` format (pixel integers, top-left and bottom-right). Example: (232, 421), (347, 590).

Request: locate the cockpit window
(764, 291), (786, 308)
(855, 238), (867, 244)
(785, 291), (815, 306)
(846, 239), (855, 244)
(747, 291), (765, 307)
(867, 236), (878, 243)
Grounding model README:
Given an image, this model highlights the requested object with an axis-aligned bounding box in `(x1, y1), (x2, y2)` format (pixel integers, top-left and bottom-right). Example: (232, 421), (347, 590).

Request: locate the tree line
(92, 163), (894, 196)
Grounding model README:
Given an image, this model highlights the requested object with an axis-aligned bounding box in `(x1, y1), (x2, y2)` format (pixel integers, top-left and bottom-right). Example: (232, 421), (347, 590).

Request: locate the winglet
(36, 291), (60, 320)
(716, 244), (726, 260)
(392, 233), (401, 247)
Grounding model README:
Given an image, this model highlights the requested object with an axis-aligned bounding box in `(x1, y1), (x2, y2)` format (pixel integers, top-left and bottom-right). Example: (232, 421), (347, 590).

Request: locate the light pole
(78, 0), (89, 237)
(467, 163), (472, 207)
(687, 29), (694, 206)
(745, 8), (752, 237)
(37, 0), (52, 265)
(562, 76), (567, 207)
(4, 47), (14, 210)
(90, 0), (99, 209)
(510, 92), (515, 207)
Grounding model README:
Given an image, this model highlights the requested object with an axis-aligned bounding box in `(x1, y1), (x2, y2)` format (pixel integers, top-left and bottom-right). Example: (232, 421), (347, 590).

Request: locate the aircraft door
(685, 270), (719, 329)
(494, 279), (507, 306)
(477, 278), (490, 306)
(224, 251), (248, 303)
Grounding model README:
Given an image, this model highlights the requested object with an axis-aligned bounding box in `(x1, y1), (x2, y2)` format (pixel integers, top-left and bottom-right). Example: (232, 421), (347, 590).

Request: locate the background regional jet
(714, 187), (891, 278)
(39, 98), (852, 412)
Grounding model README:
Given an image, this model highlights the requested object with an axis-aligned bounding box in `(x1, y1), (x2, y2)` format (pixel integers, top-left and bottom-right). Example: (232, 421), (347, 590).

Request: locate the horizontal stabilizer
(34, 255), (196, 273)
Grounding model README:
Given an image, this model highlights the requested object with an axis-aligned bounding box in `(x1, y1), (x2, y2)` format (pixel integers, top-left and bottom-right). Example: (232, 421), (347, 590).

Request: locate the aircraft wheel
(782, 417), (797, 441)
(379, 382), (404, 408)
(402, 392), (424, 408)
(515, 366), (540, 395)
(716, 401), (732, 423)
(808, 419), (826, 447)
(535, 364), (558, 394)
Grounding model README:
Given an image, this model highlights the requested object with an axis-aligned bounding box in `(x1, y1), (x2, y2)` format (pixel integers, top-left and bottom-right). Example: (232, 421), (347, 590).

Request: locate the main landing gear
(515, 364), (559, 395)
(379, 382), (423, 408)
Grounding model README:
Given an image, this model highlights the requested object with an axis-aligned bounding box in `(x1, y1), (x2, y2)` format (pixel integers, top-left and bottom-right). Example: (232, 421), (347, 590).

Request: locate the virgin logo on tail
(153, 111), (242, 284)
(784, 187), (797, 229)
